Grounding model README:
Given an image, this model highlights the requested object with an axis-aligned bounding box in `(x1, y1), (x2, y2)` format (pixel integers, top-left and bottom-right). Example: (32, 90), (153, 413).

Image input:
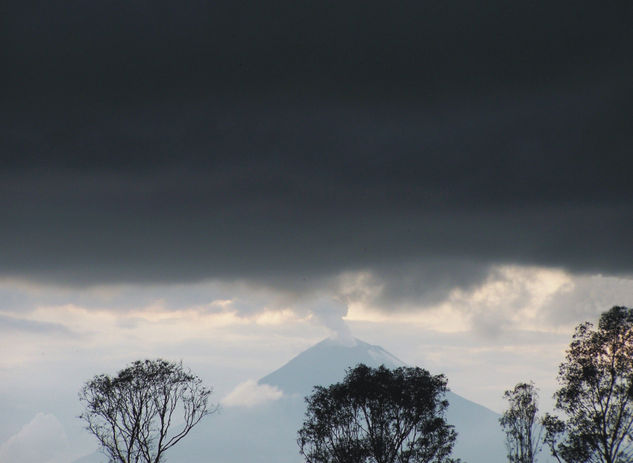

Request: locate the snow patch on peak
(324, 334), (358, 347)
(258, 337), (409, 396)
(368, 345), (406, 367)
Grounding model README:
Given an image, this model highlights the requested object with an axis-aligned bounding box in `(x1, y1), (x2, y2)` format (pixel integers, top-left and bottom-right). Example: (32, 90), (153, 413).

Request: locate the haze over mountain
(138, 338), (505, 463)
(261, 337), (506, 463)
(74, 337), (506, 462)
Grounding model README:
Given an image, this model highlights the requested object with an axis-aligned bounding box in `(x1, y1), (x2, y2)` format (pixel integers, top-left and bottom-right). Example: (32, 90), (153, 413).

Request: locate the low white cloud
(222, 379), (283, 407)
(344, 265), (632, 337)
(0, 413), (75, 463)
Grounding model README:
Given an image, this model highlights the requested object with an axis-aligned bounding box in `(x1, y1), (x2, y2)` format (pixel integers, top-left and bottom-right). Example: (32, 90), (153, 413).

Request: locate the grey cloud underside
(1, 0), (632, 289)
(0, 314), (73, 336)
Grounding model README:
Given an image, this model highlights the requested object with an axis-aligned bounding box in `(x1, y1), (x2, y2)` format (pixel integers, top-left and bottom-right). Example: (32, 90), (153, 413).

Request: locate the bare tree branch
(79, 359), (217, 463)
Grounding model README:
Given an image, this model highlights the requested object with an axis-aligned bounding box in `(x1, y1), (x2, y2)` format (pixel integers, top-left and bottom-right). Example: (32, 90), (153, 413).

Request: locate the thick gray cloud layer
(1, 0), (632, 291)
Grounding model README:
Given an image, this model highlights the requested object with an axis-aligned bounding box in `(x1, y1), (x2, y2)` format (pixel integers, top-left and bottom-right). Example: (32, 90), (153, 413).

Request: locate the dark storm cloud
(1, 0), (632, 294)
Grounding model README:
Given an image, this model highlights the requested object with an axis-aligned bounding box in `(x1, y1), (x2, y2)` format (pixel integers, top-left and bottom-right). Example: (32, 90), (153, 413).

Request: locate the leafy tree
(499, 382), (545, 463)
(544, 306), (633, 463)
(79, 359), (218, 463)
(297, 364), (460, 463)
(541, 414), (565, 463)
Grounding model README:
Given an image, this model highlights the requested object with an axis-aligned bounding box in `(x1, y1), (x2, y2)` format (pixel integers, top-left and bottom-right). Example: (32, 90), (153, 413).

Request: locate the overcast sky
(1, 1), (633, 461)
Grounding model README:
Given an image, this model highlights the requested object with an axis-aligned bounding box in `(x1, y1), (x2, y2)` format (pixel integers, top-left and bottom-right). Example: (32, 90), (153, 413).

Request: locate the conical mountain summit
(259, 337), (405, 395)
(257, 336), (507, 463)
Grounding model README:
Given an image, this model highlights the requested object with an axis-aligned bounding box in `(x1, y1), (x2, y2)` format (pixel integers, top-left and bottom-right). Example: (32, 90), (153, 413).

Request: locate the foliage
(499, 382), (544, 463)
(545, 306), (633, 463)
(79, 359), (217, 463)
(297, 363), (460, 463)
(541, 413), (565, 463)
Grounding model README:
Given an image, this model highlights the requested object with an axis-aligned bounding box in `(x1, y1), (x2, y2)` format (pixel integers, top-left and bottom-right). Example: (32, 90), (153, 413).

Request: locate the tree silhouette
(298, 364), (460, 463)
(499, 382), (544, 463)
(79, 359), (218, 463)
(544, 306), (633, 463)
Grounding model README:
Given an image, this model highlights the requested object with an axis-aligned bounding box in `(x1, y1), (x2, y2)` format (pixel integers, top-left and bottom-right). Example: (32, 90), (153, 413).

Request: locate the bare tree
(79, 359), (218, 463)
(499, 382), (545, 463)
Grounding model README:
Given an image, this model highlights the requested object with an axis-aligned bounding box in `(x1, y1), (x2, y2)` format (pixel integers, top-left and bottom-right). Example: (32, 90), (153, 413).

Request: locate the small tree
(297, 364), (460, 463)
(544, 306), (633, 463)
(499, 382), (545, 463)
(79, 359), (218, 463)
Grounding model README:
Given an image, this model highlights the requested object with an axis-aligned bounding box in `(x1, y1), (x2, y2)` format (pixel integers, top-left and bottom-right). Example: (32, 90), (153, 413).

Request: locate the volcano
(259, 337), (405, 395)
(256, 337), (506, 463)
(78, 337), (507, 462)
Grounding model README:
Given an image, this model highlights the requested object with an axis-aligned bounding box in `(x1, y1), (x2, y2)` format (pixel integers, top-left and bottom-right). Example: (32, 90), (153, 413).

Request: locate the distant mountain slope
(258, 337), (506, 463)
(259, 338), (405, 395)
(79, 337), (507, 463)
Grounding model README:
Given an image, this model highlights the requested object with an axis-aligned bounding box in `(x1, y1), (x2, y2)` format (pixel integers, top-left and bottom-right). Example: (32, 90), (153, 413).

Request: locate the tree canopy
(499, 382), (545, 463)
(79, 359), (217, 463)
(297, 364), (459, 463)
(544, 306), (633, 463)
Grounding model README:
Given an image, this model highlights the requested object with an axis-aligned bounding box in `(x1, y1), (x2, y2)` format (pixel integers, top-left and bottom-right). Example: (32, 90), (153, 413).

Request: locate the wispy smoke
(309, 297), (356, 347)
